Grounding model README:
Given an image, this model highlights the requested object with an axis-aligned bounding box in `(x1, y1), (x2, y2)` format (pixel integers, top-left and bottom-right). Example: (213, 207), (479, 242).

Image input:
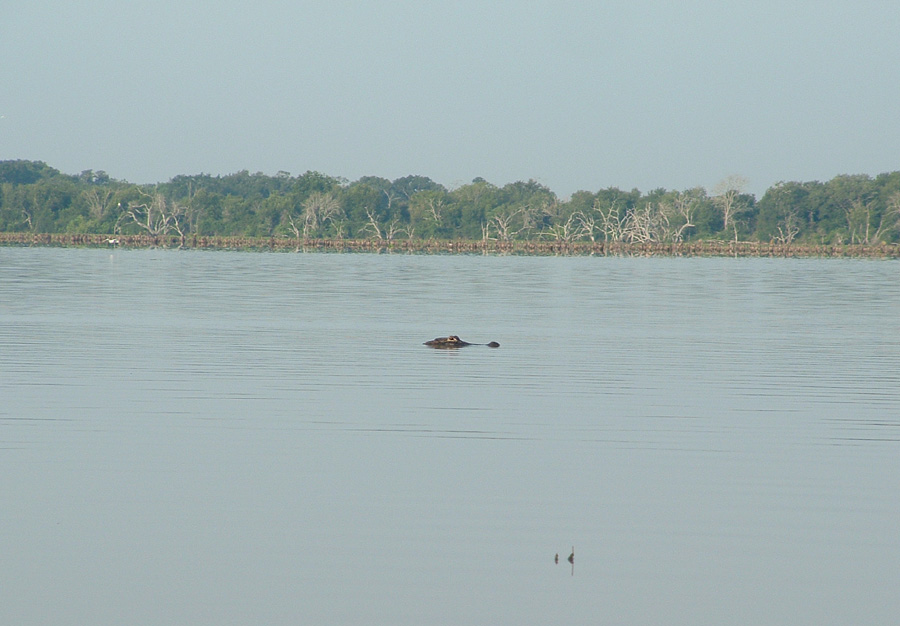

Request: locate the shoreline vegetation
(2, 232), (898, 258)
(3, 160), (900, 257)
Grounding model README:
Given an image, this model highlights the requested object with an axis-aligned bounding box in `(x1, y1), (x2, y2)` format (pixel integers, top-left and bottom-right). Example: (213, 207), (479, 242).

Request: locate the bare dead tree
(382, 188), (400, 213)
(179, 180), (206, 235)
(647, 193), (698, 243)
(845, 199), (868, 244)
(408, 192), (447, 232)
(285, 212), (303, 243)
(302, 191), (342, 238)
(593, 198), (629, 242)
(603, 200), (694, 244)
(332, 218), (346, 240)
(22, 207), (34, 231)
(538, 200), (570, 241)
(125, 190), (182, 236)
(664, 191), (699, 241)
(600, 211), (626, 242)
(622, 204), (663, 243)
(712, 175), (749, 241)
(113, 207), (128, 236)
(543, 211), (589, 242)
(519, 204), (542, 234)
(169, 209), (189, 246)
(427, 197), (445, 225)
(774, 210), (801, 245)
(491, 208), (528, 241)
(83, 188), (116, 221)
(883, 192), (900, 241)
(364, 208), (403, 241)
(575, 211), (599, 242)
(383, 218), (403, 241)
(364, 208), (384, 240)
(845, 195), (900, 244)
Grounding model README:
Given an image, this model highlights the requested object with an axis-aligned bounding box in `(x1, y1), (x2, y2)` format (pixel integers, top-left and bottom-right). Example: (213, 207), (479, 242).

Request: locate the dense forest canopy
(2, 160), (900, 245)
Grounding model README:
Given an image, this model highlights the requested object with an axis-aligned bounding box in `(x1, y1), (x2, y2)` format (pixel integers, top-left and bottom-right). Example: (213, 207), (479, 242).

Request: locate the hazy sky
(2, 1), (898, 197)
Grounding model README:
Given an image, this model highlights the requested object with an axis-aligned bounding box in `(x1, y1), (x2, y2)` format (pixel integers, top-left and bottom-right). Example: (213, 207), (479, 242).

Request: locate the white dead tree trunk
(364, 208), (401, 240)
(593, 198), (628, 243)
(544, 211), (589, 242)
(712, 175), (749, 241)
(845, 195), (900, 244)
(302, 191), (341, 238)
(491, 208), (528, 241)
(84, 188), (116, 221)
(573, 211), (601, 242)
(126, 190), (181, 236)
(364, 208), (383, 240)
(656, 192), (698, 242)
(774, 210), (801, 245)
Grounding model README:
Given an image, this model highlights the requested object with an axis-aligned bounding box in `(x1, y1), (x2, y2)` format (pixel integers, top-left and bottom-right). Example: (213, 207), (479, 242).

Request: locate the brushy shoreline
(1, 232), (899, 258)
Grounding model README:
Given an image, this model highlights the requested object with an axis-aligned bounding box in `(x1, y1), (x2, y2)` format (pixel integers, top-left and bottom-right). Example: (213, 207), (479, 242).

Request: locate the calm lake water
(2, 247), (899, 625)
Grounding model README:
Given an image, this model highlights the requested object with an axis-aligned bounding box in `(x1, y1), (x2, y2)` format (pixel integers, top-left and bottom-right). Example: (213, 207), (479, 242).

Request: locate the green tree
(756, 182), (810, 243)
(340, 181), (387, 238)
(0, 160), (60, 185)
(408, 189), (451, 238)
(292, 171), (343, 198)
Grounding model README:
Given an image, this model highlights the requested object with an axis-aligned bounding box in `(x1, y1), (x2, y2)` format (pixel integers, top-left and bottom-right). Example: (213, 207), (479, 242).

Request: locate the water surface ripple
(2, 248), (898, 625)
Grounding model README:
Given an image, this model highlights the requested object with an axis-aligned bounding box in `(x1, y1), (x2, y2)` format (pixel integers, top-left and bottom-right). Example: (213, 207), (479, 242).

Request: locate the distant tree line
(2, 160), (900, 245)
